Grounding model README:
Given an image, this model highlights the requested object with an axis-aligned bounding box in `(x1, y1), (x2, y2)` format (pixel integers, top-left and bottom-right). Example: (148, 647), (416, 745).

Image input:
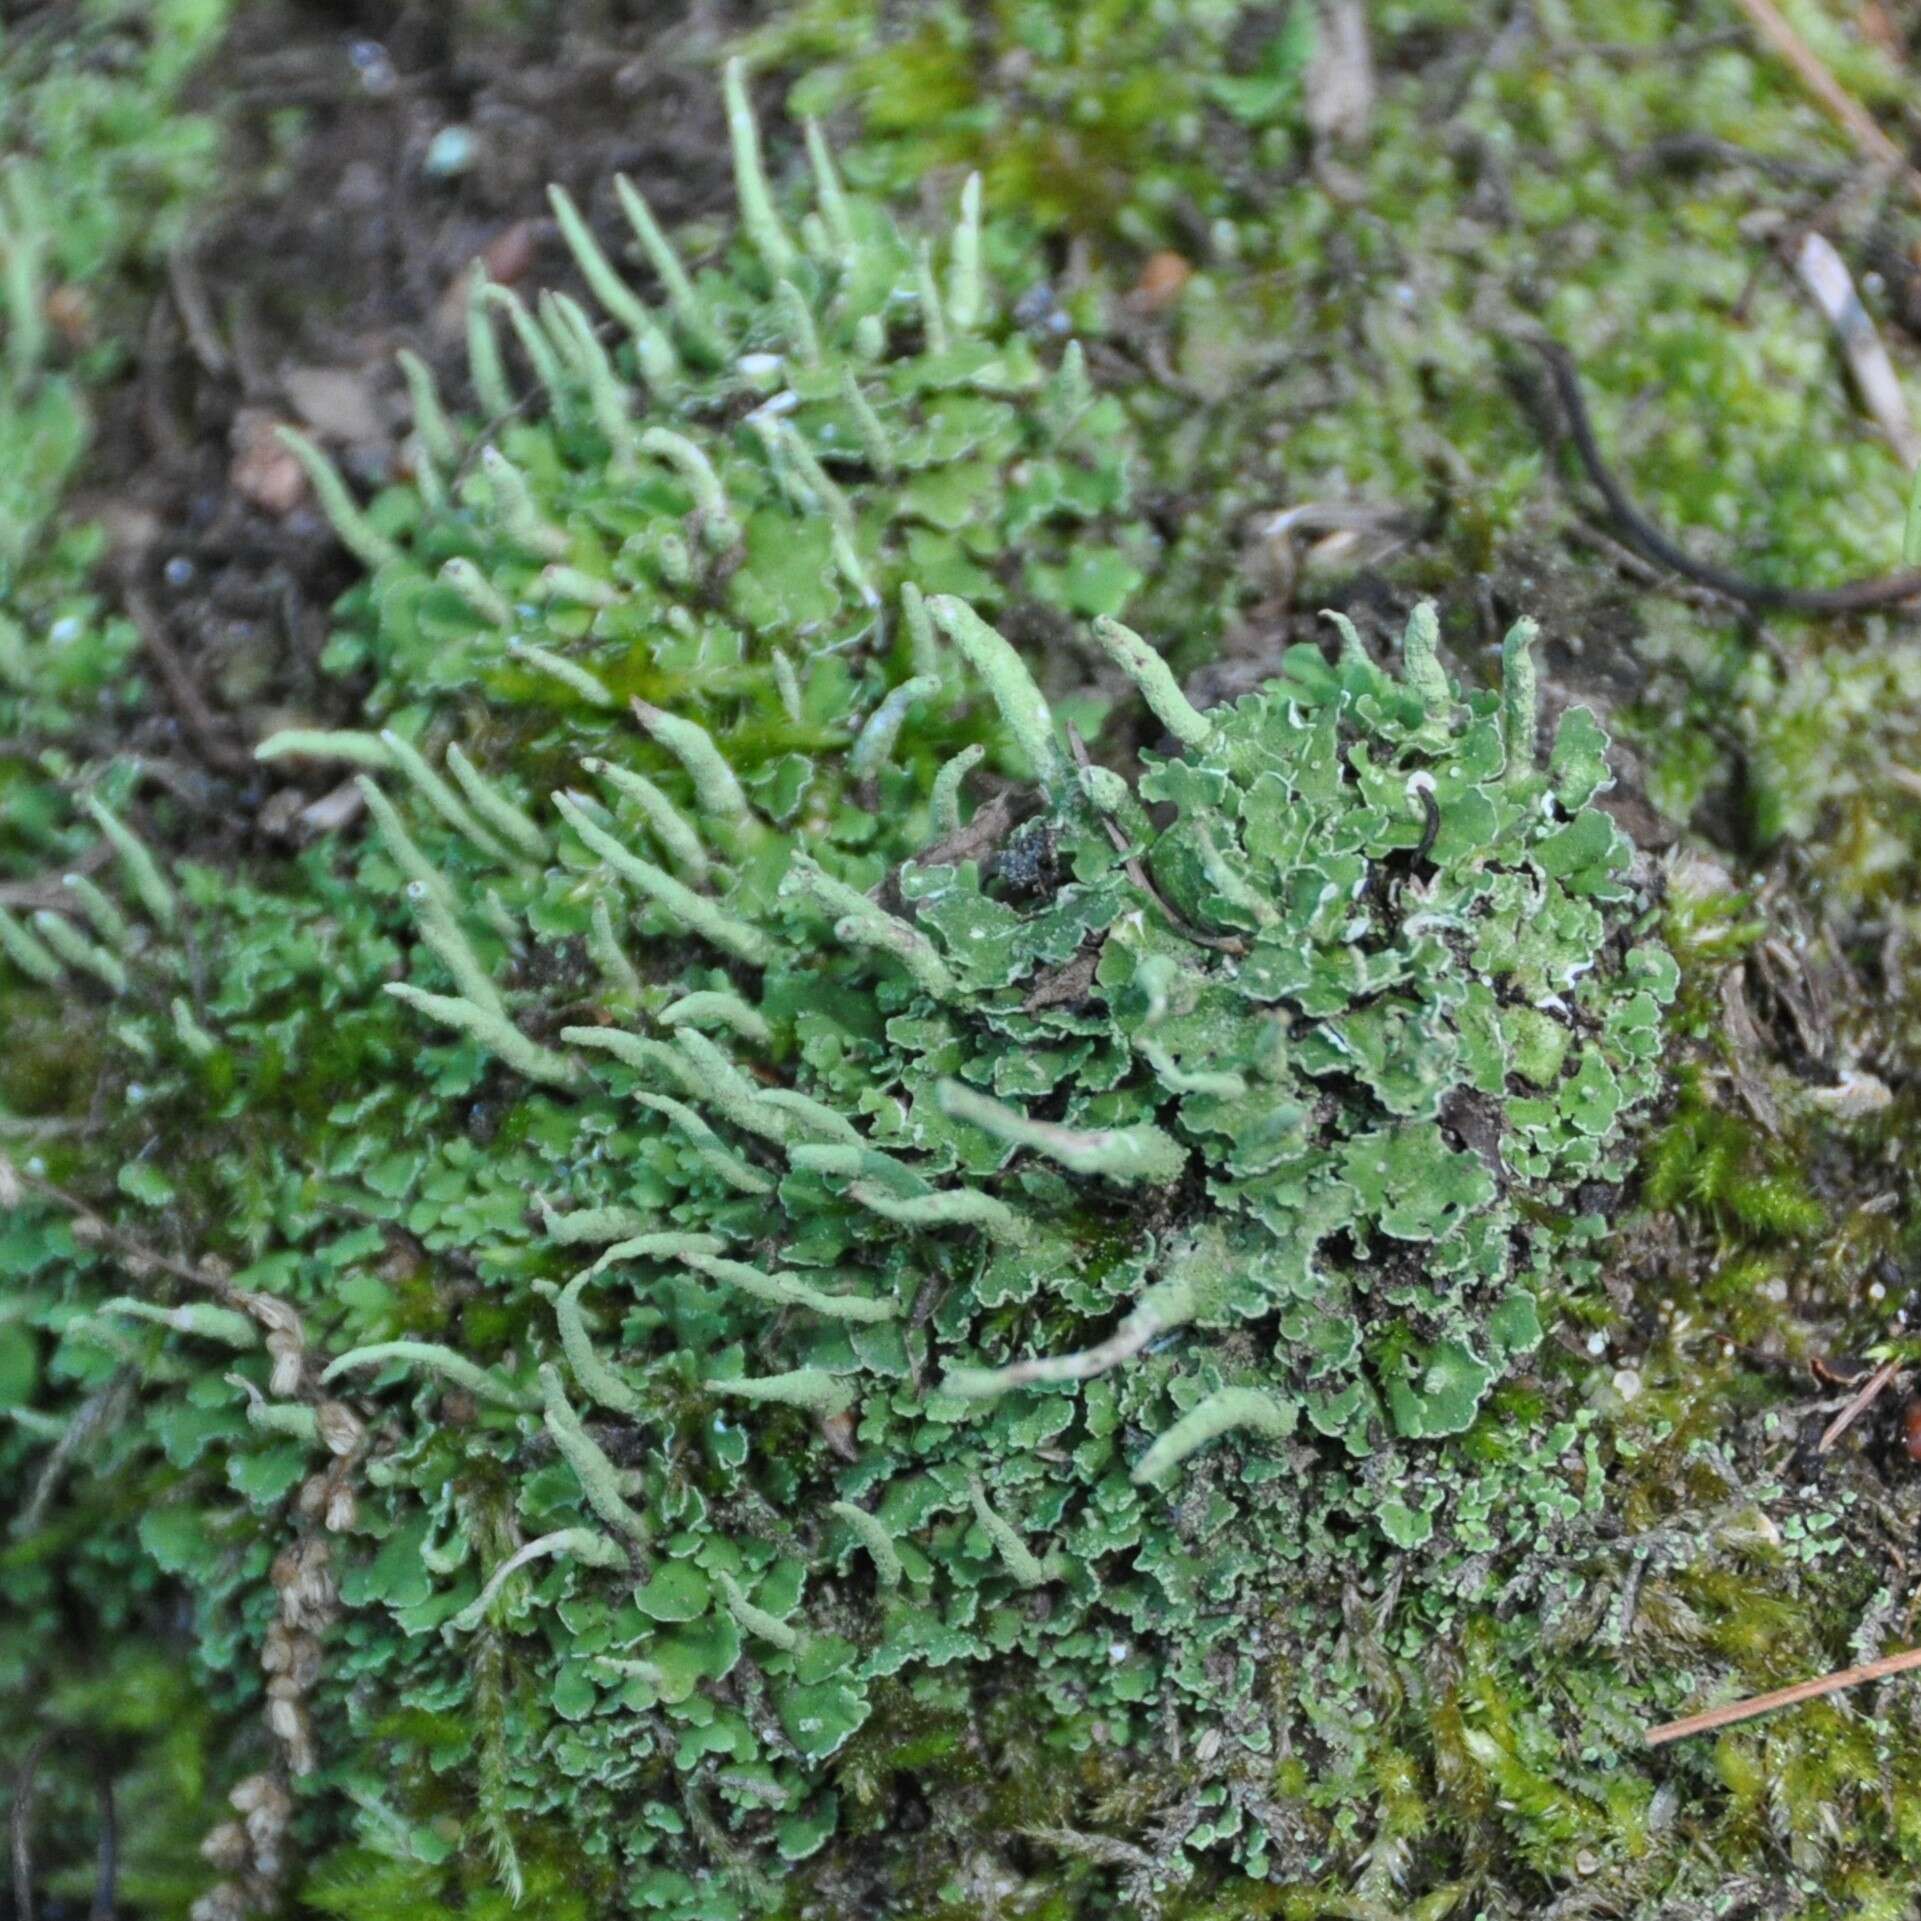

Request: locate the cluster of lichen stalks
(1, 67), (1676, 1919)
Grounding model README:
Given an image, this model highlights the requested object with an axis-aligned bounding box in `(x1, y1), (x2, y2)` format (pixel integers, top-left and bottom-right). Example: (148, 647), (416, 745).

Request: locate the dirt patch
(71, 0), (758, 833)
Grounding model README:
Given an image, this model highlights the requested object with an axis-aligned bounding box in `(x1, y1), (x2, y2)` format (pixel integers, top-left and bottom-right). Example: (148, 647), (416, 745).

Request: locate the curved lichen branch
(936, 1080), (1187, 1186)
(321, 1341), (537, 1412)
(581, 757), (711, 882)
(942, 1265), (1213, 1400)
(715, 1569), (802, 1651)
(82, 797), (176, 930)
(707, 1368), (854, 1420)
(967, 1478), (1064, 1588)
(681, 1251), (897, 1323)
(632, 1091), (777, 1194)
(828, 1501), (903, 1590)
(447, 1528), (629, 1635)
(659, 990), (771, 1046)
(539, 1273), (649, 1417)
(926, 596), (1066, 790)
(1131, 1386), (1297, 1486)
(1090, 616), (1215, 751)
(553, 793), (771, 965)
(385, 982), (579, 1090)
(781, 855), (957, 1001)
(539, 1365), (653, 1549)
(847, 1180), (1029, 1246)
(103, 1298), (258, 1348)
(628, 701), (756, 835)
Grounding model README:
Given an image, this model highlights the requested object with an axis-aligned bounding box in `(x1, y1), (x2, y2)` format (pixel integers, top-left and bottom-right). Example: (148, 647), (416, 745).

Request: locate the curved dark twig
(91, 1772), (116, 1921)
(1520, 333), (1921, 615)
(11, 1733), (49, 1921)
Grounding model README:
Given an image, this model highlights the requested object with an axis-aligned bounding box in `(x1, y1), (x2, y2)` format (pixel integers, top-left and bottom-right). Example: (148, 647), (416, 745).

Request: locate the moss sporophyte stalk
(0, 63), (1678, 1917)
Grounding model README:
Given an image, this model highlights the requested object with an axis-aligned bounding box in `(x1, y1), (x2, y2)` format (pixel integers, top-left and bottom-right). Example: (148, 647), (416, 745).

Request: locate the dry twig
(1646, 1643), (1921, 1746)
(1818, 1356), (1902, 1453)
(1730, 0), (1921, 206)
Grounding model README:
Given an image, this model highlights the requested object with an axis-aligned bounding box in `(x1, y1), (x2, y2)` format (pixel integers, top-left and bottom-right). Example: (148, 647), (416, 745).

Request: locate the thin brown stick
(1729, 0), (1921, 207)
(1818, 1356), (1902, 1452)
(1645, 1643), (1921, 1746)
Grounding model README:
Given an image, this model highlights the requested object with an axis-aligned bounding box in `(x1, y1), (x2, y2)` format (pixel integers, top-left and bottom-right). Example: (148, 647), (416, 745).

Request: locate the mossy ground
(5, 2), (1921, 1916)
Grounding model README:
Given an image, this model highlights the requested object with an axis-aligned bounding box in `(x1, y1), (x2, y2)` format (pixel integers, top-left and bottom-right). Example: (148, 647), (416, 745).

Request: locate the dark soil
(72, 0), (761, 829)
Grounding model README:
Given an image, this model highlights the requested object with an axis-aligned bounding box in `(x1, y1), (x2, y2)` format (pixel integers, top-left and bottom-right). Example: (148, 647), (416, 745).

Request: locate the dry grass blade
(1646, 1644), (1921, 1746)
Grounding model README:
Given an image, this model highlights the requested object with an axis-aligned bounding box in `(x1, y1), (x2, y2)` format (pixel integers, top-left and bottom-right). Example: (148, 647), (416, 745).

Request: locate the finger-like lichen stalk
(913, 239), (947, 355)
(539, 1365), (653, 1548)
(104, 1298), (259, 1347)
(0, 907), (62, 984)
(587, 896), (642, 1006)
(782, 855), (957, 1001)
(722, 58), (796, 278)
(581, 758), (710, 882)
(257, 728), (395, 773)
(229, 1375), (321, 1442)
(1399, 599), (1452, 713)
(637, 427), (739, 551)
(547, 291), (640, 466)
(542, 1273), (649, 1418)
(658, 990), (771, 1046)
(668, 1030), (794, 1144)
(828, 1501), (903, 1590)
(553, 794), (771, 965)
(929, 744), (985, 838)
(942, 1263), (1218, 1399)
(61, 872), (134, 953)
(562, 1026), (700, 1091)
(847, 1181), (1027, 1246)
(465, 265), (516, 418)
(634, 1093), (776, 1195)
(926, 596), (1066, 790)
(379, 732), (519, 866)
(448, 1527), (631, 1636)
(968, 1479), (1061, 1588)
(682, 1252), (896, 1324)
(440, 557), (512, 627)
(715, 1569), (802, 1651)
(477, 446), (570, 559)
(1502, 616), (1541, 777)
(321, 1341), (538, 1411)
(937, 1080), (1188, 1186)
(614, 176), (727, 365)
(170, 998), (218, 1058)
(629, 702), (757, 836)
(547, 184), (655, 346)
(32, 910), (125, 992)
(901, 581), (938, 679)
(801, 118), (854, 254)
(508, 638), (616, 708)
(585, 1230), (727, 1274)
(754, 1089), (863, 1145)
(443, 745), (548, 861)
(707, 1369), (854, 1420)
(851, 674), (940, 780)
(396, 347), (458, 468)
(536, 1202), (653, 1246)
(1131, 1386), (1297, 1487)
(385, 983), (578, 1089)
(82, 797), (176, 929)
(1090, 615), (1215, 751)
(276, 429), (403, 571)
(945, 173), (986, 333)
